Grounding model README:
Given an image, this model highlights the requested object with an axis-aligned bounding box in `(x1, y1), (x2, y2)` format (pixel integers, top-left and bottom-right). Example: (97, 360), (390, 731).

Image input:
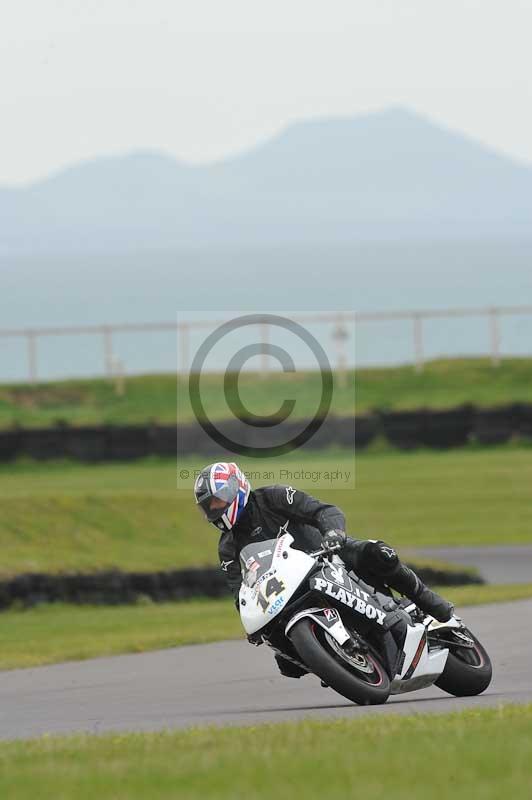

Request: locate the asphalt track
(0, 599), (531, 740)
(406, 545), (532, 584)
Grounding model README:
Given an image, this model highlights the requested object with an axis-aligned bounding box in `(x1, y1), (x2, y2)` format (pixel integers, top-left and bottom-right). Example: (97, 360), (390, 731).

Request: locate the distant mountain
(2, 107), (532, 253)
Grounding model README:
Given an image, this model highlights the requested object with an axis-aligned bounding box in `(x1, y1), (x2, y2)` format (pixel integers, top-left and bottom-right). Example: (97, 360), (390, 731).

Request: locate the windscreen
(239, 539), (278, 588)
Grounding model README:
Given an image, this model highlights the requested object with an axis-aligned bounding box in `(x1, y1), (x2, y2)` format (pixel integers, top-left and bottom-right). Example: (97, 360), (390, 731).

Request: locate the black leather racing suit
(218, 484), (349, 600)
(218, 484), (452, 676)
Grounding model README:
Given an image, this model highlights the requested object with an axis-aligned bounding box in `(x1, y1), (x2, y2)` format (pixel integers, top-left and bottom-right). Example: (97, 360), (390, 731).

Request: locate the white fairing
(390, 618), (454, 695)
(239, 534), (315, 635)
(284, 607), (351, 646)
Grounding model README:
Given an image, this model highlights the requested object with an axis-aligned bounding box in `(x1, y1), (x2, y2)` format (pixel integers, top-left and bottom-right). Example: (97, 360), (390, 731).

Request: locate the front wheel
(289, 619), (391, 706)
(435, 628), (492, 697)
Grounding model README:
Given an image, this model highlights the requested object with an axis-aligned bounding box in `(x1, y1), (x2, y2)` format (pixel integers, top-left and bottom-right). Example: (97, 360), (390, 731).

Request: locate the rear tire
(289, 619), (390, 706)
(435, 628), (492, 697)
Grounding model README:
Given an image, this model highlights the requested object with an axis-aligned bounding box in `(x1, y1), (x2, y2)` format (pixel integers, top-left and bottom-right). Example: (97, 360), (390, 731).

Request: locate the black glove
(323, 529), (347, 552)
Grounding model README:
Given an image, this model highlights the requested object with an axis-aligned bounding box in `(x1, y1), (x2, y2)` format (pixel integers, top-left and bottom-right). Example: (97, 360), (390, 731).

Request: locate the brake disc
(324, 632), (374, 673)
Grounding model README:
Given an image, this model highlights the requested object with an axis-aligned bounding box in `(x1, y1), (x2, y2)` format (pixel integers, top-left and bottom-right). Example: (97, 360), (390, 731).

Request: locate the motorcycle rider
(194, 461), (454, 677)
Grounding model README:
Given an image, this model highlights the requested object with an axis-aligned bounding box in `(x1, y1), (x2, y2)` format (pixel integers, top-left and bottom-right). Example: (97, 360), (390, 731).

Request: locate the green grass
(0, 599), (239, 671)
(432, 582), (532, 607)
(2, 585), (531, 671)
(1, 356), (532, 429)
(0, 446), (531, 575)
(0, 705), (531, 799)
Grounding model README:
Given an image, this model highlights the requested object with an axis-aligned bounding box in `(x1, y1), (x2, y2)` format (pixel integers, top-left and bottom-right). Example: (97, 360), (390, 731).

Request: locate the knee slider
(363, 540), (399, 576)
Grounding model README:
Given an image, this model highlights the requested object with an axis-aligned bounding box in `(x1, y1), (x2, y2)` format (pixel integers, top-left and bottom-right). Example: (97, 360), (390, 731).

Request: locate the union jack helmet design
(194, 462), (251, 531)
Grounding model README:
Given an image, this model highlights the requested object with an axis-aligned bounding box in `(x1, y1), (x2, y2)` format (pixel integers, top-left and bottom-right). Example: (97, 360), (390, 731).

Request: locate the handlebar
(309, 542), (342, 559)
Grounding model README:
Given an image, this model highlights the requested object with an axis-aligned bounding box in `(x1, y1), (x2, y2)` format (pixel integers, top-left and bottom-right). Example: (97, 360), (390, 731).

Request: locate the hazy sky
(2, 0), (531, 185)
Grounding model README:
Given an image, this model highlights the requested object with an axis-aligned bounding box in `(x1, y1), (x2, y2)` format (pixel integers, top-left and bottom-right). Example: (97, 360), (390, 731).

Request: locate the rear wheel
(289, 619), (390, 705)
(435, 628), (492, 697)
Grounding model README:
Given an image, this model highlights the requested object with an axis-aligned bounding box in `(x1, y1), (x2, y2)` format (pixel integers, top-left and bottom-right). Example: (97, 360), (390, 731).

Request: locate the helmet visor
(195, 473), (239, 522)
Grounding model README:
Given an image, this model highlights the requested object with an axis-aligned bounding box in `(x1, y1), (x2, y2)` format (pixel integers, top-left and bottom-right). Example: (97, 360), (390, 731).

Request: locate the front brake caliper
(343, 633), (368, 656)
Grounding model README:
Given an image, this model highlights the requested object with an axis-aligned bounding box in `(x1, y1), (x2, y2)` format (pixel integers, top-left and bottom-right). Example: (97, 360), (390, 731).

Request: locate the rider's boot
(388, 564), (454, 622)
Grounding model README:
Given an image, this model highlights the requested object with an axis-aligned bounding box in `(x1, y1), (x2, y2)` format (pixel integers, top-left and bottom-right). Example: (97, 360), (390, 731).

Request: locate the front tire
(435, 628), (492, 697)
(289, 619), (391, 705)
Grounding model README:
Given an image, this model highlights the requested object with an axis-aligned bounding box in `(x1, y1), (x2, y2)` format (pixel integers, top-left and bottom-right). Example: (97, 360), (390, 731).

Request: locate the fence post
(26, 331), (38, 384)
(102, 326), (115, 377)
(489, 308), (501, 367)
(332, 315), (349, 387)
(260, 319), (270, 378)
(413, 314), (424, 373)
(179, 322), (190, 375)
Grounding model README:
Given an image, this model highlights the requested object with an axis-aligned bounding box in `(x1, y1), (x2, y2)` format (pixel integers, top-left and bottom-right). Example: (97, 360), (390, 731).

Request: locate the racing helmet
(194, 462), (251, 531)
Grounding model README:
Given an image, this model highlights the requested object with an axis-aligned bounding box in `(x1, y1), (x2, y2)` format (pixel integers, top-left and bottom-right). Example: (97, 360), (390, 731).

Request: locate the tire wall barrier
(1, 403), (532, 461)
(0, 563), (483, 612)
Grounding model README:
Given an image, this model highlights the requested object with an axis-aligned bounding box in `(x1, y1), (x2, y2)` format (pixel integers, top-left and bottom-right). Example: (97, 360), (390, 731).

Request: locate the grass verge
(2, 584), (532, 671)
(0, 598), (238, 671)
(1, 357), (532, 428)
(0, 705), (531, 799)
(1, 446), (532, 575)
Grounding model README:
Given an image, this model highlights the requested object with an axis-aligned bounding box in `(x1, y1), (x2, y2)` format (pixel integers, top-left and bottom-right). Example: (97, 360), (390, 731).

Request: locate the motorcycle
(239, 533), (492, 706)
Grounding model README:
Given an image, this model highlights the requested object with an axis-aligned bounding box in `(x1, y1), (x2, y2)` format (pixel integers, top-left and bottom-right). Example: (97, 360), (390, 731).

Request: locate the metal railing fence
(1, 305), (532, 384)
